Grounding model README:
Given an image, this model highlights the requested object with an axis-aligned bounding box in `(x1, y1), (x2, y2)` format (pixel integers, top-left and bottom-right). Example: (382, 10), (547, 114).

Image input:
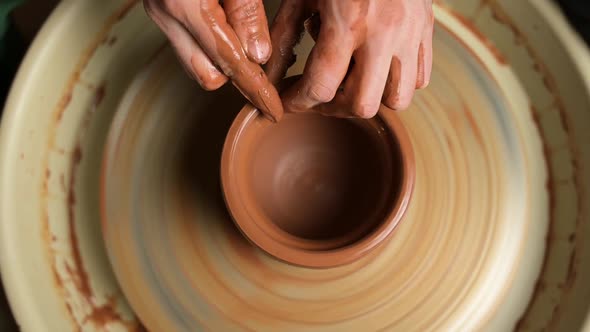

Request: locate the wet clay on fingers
(145, 0), (283, 121)
(194, 3), (283, 121)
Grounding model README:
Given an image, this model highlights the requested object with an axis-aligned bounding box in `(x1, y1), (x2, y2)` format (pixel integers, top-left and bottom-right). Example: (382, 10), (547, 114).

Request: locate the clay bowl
(221, 83), (414, 268)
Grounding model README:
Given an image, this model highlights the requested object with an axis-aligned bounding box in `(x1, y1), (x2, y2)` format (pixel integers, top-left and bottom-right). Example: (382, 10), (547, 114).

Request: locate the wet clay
(221, 86), (415, 267)
(416, 43), (425, 88)
(248, 112), (400, 240)
(385, 56), (402, 106)
(194, 4), (283, 122)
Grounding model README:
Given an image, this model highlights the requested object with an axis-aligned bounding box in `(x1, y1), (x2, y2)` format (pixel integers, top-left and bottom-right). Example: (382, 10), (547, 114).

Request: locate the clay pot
(221, 77), (415, 268)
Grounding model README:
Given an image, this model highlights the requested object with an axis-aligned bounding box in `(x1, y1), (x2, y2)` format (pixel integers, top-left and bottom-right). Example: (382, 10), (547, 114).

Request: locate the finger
(223, 0), (271, 64)
(143, 0), (228, 90)
(382, 56), (401, 110)
(304, 13), (321, 42)
(383, 44), (419, 110)
(417, 8), (434, 89)
(264, 0), (308, 84)
(333, 42), (392, 119)
(175, 0), (283, 122)
(282, 23), (355, 113)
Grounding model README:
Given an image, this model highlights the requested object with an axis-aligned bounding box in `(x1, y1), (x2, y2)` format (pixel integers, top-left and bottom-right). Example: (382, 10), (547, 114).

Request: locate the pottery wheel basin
(0, 1), (589, 331)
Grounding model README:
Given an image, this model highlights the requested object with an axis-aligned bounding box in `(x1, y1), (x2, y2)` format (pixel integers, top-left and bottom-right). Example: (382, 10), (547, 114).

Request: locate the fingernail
(249, 38), (271, 64)
(257, 88), (283, 123)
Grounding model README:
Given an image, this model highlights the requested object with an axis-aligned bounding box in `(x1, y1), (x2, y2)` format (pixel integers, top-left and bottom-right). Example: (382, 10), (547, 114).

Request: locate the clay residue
(471, 2), (586, 330)
(416, 43), (425, 88)
(41, 169), (52, 195)
(56, 92), (73, 122)
(568, 233), (575, 243)
(438, 4), (584, 330)
(41, 208), (77, 327)
(195, 5), (283, 121)
(463, 103), (484, 147)
(63, 139), (141, 327)
(521, 105), (556, 330)
(80, 295), (126, 328)
(63, 103), (143, 331)
(478, 2), (524, 45)
(94, 83), (106, 107)
(66, 145), (90, 297)
(384, 56), (402, 106)
(39, 0), (144, 330)
(447, 9), (507, 65)
(107, 36), (118, 46)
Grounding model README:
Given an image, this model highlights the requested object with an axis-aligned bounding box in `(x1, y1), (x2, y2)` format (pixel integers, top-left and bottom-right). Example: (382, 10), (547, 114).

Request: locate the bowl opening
(246, 112), (404, 247)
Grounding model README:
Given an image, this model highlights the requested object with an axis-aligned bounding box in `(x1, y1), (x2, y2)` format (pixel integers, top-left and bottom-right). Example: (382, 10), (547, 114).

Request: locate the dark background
(0, 0), (588, 330)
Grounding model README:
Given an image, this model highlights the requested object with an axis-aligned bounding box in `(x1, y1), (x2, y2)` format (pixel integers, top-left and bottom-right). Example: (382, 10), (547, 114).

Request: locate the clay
(221, 77), (415, 268)
(416, 43), (425, 88)
(38, 4), (144, 327)
(144, 0), (283, 122)
(108, 36), (117, 46)
(447, 10), (508, 65)
(385, 56), (402, 107)
(249, 113), (395, 240)
(195, 5), (283, 122)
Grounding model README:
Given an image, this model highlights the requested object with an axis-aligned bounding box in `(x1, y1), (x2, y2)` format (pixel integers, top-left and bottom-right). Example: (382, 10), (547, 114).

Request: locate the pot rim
(220, 102), (415, 268)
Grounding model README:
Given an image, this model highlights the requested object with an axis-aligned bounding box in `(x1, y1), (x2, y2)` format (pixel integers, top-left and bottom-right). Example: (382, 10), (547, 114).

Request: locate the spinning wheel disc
(101, 12), (547, 331)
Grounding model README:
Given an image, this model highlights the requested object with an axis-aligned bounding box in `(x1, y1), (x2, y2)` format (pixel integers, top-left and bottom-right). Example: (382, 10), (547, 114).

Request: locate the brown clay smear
(195, 5), (283, 122)
(445, 8), (507, 65)
(469, 2), (585, 331)
(388, 56), (402, 105)
(40, 1), (145, 330)
(416, 43), (425, 88)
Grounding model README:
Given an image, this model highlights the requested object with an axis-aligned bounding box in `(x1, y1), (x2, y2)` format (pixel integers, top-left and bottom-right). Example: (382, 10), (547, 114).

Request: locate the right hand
(265, 0), (434, 118)
(143, 0), (283, 122)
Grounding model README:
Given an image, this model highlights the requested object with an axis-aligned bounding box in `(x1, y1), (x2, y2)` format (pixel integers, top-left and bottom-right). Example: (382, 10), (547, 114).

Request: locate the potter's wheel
(101, 10), (547, 331)
(1, 1), (589, 331)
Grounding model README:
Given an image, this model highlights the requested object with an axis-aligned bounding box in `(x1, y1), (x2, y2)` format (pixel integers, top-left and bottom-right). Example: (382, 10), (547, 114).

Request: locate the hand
(143, 0), (283, 121)
(266, 0), (434, 118)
